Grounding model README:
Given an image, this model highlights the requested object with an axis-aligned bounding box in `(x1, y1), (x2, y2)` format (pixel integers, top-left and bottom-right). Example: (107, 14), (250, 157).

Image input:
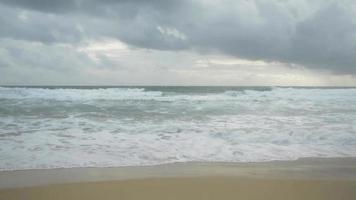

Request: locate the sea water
(0, 86), (355, 170)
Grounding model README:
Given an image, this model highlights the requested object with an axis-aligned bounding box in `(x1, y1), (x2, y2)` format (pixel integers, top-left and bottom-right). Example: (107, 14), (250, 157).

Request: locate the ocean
(0, 86), (355, 171)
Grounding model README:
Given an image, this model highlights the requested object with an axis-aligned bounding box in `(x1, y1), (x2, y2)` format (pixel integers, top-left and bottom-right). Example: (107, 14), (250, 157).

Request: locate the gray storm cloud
(0, 0), (355, 74)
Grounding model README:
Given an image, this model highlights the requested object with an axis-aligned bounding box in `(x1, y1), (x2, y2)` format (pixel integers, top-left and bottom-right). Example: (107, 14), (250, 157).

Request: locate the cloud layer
(0, 0), (355, 85)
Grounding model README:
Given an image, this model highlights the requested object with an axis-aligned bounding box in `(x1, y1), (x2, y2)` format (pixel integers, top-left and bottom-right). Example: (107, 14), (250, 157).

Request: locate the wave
(1, 86), (356, 101)
(1, 86), (356, 170)
(0, 87), (163, 101)
(1, 114), (355, 171)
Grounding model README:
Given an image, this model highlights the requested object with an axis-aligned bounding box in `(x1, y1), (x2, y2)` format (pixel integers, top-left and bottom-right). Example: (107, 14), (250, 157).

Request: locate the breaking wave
(0, 86), (356, 170)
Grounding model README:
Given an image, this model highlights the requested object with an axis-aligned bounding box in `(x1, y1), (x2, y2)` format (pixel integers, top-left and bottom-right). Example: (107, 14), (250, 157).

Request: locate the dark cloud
(290, 3), (356, 73)
(0, 0), (355, 74)
(0, 4), (83, 43)
(0, 0), (183, 15)
(0, 0), (79, 13)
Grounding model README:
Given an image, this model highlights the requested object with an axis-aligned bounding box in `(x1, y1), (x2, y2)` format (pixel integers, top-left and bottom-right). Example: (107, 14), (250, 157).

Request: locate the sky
(0, 0), (355, 86)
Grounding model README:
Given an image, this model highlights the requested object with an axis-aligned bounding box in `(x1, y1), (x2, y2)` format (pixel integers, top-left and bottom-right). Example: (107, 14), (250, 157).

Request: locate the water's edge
(1, 157), (356, 189)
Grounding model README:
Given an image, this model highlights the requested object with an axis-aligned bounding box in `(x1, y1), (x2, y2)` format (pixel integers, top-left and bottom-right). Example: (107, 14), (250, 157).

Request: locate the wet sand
(1, 157), (356, 200)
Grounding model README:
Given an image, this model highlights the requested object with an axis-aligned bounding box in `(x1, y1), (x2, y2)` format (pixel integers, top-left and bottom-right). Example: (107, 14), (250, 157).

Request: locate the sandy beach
(1, 157), (356, 200)
(1, 0), (356, 198)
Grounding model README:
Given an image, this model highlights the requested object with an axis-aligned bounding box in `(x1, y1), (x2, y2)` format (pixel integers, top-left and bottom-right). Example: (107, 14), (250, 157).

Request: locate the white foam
(0, 87), (356, 171)
(0, 87), (162, 101)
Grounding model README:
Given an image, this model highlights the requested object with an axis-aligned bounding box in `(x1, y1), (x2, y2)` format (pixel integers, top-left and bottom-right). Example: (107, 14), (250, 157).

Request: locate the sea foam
(0, 86), (355, 171)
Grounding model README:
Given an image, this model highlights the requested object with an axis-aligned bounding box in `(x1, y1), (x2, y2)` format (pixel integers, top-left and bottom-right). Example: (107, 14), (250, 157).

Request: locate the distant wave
(1, 86), (356, 101)
(0, 87), (162, 101)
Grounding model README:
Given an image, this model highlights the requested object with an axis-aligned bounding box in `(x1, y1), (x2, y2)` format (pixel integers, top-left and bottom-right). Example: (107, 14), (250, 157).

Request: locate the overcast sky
(0, 0), (355, 86)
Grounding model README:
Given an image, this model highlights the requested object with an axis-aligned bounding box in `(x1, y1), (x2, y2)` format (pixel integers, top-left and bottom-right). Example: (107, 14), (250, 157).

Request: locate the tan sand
(1, 157), (356, 200)
(1, 177), (356, 200)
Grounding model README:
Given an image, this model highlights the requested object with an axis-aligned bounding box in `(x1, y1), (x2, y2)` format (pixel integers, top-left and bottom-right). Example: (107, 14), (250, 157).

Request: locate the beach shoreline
(1, 157), (356, 200)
